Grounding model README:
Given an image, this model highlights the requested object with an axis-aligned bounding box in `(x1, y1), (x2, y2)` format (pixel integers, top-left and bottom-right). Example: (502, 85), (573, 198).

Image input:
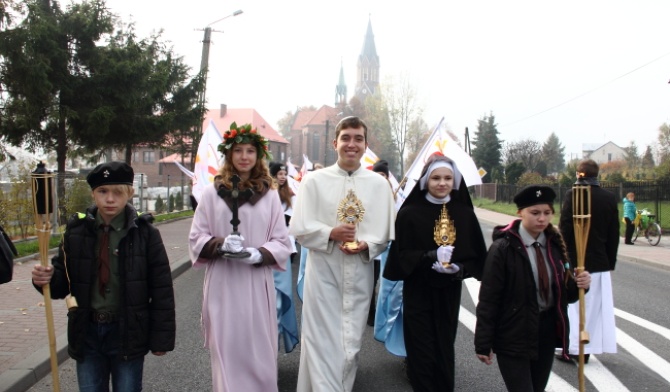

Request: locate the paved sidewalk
(0, 209), (668, 392)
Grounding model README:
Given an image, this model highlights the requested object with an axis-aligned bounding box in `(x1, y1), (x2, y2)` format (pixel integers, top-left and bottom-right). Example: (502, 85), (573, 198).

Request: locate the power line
(500, 50), (670, 128)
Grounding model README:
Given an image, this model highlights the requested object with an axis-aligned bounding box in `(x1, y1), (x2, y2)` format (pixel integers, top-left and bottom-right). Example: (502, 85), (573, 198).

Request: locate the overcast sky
(109, 0), (670, 161)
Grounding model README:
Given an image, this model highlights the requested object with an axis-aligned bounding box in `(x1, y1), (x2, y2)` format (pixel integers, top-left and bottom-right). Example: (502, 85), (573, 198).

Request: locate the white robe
(568, 271), (617, 354)
(290, 164), (395, 392)
(189, 184), (293, 392)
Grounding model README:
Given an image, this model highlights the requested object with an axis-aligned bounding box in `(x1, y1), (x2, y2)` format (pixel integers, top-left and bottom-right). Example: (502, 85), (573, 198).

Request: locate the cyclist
(623, 192), (637, 245)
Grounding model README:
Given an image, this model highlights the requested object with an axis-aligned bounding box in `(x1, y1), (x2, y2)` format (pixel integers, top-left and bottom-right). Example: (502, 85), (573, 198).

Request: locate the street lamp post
(196, 9), (244, 115)
(188, 10), (243, 203)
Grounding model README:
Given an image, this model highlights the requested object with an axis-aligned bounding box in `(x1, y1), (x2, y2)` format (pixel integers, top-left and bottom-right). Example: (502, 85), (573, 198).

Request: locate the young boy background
(31, 161), (175, 392)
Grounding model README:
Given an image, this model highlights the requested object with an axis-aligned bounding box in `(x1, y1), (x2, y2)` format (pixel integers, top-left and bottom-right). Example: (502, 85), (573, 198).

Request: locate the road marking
(615, 308), (670, 340)
(616, 328), (670, 384)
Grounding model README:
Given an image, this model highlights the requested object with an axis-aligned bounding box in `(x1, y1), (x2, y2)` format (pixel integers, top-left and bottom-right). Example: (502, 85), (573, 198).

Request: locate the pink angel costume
(189, 182), (293, 392)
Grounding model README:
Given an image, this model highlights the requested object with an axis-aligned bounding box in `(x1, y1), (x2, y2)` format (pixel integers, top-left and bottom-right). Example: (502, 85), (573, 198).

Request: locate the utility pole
(464, 127), (472, 156)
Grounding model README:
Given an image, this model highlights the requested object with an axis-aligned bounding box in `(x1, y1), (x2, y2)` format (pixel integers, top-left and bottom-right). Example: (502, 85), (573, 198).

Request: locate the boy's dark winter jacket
(37, 205), (175, 361)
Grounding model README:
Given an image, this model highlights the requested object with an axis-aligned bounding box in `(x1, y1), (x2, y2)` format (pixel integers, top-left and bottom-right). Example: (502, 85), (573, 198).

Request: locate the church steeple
(335, 59), (347, 106)
(355, 16), (380, 100)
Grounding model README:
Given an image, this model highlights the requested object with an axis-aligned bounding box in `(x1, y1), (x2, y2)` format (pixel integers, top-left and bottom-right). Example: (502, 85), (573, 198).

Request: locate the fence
(472, 180), (670, 231)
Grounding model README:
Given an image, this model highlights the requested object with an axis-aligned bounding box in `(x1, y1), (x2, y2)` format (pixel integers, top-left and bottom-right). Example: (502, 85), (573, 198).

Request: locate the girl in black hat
(475, 185), (591, 392)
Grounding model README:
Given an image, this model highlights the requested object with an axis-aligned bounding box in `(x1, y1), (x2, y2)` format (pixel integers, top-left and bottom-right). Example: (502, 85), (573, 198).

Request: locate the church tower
(354, 17), (380, 101)
(335, 59), (347, 106)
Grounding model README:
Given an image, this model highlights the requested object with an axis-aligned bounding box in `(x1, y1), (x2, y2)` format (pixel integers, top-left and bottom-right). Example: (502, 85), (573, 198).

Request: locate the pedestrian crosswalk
(462, 279), (670, 391)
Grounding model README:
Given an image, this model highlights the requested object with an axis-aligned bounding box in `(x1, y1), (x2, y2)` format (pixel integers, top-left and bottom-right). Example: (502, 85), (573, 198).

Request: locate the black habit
(384, 188), (487, 392)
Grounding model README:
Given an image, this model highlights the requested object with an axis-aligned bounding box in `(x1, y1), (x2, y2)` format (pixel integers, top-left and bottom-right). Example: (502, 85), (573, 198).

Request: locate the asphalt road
(27, 221), (670, 391)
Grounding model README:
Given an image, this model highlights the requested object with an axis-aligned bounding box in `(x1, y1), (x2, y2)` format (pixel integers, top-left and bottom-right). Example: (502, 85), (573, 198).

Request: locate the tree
(641, 145), (655, 169)
(78, 25), (202, 163)
(471, 113), (502, 183)
(404, 118), (431, 173)
(0, 0), (114, 173)
(276, 110), (295, 139)
(503, 139), (542, 173)
(382, 73), (423, 176)
(658, 123), (670, 163)
(175, 191), (183, 210)
(516, 171), (553, 186)
(168, 193), (175, 213)
(541, 133), (565, 173)
(154, 195), (165, 213)
(623, 141), (640, 170)
(363, 91), (397, 173)
(505, 161), (525, 184)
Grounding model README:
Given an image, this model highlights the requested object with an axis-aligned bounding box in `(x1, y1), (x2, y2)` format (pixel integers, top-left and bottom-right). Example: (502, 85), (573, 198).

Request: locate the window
(143, 151), (155, 163)
(132, 151), (139, 162)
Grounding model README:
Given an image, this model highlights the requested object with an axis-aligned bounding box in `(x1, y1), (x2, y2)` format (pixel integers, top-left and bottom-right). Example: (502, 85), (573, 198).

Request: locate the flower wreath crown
(218, 122), (272, 160)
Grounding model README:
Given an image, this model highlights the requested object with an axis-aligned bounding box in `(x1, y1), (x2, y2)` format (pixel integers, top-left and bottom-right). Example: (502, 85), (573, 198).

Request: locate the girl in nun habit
(384, 153), (487, 392)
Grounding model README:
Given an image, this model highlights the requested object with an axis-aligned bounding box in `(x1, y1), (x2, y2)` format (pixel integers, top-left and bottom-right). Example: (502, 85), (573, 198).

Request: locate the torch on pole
(30, 162), (60, 392)
(572, 184), (591, 392)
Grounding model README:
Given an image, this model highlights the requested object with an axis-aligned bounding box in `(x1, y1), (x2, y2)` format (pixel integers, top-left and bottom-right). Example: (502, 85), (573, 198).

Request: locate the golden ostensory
(434, 203), (456, 266)
(337, 189), (365, 249)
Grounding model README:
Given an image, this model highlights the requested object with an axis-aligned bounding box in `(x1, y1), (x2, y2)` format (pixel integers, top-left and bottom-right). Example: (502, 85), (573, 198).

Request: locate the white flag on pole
(300, 154), (313, 178)
(360, 147), (400, 196)
(285, 157), (301, 195)
(192, 120), (223, 202)
(397, 117), (481, 208)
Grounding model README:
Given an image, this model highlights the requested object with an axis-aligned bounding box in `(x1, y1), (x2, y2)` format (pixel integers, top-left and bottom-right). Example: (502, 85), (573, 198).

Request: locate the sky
(108, 0), (670, 162)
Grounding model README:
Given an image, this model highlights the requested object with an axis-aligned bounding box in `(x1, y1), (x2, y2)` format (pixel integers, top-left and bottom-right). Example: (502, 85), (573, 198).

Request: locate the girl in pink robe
(189, 125), (293, 392)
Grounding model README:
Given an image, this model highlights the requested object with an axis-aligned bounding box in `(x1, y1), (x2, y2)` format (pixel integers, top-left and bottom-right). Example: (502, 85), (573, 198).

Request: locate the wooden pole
(31, 171), (60, 392)
(572, 185), (591, 392)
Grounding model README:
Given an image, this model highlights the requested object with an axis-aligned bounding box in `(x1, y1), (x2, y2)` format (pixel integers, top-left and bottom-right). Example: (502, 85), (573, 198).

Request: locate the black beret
(372, 159), (389, 176)
(269, 161), (287, 177)
(86, 161), (134, 189)
(513, 185), (556, 210)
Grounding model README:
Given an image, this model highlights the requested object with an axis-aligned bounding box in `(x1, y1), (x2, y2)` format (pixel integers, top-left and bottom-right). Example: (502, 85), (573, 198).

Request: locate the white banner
(398, 117), (481, 208)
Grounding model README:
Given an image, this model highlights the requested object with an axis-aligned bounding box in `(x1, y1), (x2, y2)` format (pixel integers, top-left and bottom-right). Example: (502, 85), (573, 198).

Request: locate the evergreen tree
(471, 113), (502, 183)
(641, 146), (655, 169)
(623, 141), (640, 169)
(505, 161), (525, 184)
(176, 191), (184, 210)
(154, 195), (165, 214)
(541, 133), (566, 173)
(168, 194), (175, 213)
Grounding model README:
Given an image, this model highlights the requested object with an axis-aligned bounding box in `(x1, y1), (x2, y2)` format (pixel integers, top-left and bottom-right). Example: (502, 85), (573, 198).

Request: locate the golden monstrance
(433, 203), (456, 266)
(337, 189), (365, 250)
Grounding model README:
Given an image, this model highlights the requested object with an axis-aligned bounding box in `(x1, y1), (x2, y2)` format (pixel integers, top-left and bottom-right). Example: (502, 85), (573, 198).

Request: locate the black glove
(423, 249), (438, 262)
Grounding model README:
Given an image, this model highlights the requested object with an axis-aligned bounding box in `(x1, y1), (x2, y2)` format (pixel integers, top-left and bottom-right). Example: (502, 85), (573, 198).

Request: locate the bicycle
(632, 208), (662, 246)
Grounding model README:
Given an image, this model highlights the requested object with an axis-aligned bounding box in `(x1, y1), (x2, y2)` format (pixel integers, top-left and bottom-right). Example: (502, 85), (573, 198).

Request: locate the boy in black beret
(32, 161), (175, 391)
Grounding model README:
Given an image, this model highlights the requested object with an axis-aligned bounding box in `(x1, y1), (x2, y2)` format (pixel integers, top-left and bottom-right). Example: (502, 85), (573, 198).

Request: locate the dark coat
(37, 205), (175, 361)
(475, 220), (579, 360)
(559, 185), (619, 272)
(0, 224), (18, 284)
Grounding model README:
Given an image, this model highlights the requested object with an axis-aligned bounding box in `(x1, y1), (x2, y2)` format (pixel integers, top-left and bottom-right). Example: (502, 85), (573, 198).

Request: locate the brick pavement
(0, 210), (668, 392)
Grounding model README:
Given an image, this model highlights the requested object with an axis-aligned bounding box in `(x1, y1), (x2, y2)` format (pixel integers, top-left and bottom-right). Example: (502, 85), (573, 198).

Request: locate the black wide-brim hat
(87, 161), (134, 189)
(513, 185), (556, 210)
